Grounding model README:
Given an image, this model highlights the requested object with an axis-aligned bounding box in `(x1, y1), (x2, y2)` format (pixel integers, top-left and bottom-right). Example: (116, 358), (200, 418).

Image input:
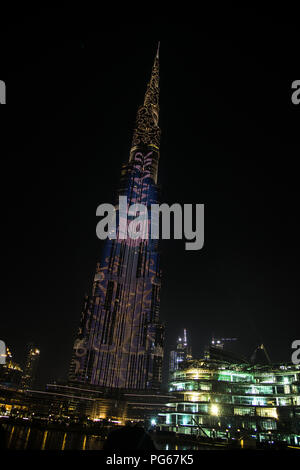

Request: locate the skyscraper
(69, 44), (164, 391)
(0, 346), (23, 388)
(169, 329), (192, 375)
(20, 343), (40, 390)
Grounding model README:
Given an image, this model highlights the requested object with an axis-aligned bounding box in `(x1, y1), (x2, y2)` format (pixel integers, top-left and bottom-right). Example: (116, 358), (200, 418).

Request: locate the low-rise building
(158, 357), (300, 446)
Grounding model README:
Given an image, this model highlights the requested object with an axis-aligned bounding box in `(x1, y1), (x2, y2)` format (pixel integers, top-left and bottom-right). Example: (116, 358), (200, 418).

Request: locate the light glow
(210, 404), (219, 416)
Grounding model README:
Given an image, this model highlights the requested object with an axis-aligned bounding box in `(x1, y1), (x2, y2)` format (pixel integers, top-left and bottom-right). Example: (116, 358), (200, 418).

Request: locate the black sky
(1, 8), (300, 389)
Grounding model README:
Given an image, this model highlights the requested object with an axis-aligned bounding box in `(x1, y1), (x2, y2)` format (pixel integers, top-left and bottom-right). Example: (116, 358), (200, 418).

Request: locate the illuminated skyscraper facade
(0, 346), (23, 387)
(20, 344), (40, 390)
(69, 45), (164, 390)
(169, 329), (192, 375)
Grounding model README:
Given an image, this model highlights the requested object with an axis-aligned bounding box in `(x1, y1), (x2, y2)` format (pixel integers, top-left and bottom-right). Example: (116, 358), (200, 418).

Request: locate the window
(256, 407), (278, 419)
(234, 407), (253, 416)
(261, 420), (277, 430)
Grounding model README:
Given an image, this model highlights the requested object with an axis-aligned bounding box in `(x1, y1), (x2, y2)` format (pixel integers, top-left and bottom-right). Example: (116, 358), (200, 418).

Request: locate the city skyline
(2, 21), (300, 389)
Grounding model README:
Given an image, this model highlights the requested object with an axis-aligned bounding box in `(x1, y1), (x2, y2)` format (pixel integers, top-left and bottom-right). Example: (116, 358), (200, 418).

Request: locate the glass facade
(158, 359), (300, 445)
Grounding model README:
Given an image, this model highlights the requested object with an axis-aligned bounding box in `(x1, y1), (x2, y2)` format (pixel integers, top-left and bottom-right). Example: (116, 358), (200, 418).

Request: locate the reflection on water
(7, 425), (15, 448)
(24, 428), (30, 449)
(61, 432), (67, 451)
(3, 423), (105, 450)
(3, 423), (207, 450)
(41, 430), (48, 450)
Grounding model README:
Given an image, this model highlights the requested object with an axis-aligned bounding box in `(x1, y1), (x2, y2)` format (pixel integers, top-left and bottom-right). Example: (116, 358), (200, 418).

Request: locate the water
(3, 423), (105, 450)
(2, 423), (224, 450)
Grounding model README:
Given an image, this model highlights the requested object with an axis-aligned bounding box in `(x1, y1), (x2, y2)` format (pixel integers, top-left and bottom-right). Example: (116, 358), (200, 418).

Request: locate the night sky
(1, 8), (300, 389)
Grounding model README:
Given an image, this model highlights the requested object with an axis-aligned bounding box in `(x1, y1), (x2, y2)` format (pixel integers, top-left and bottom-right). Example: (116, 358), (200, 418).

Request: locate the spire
(183, 328), (187, 346)
(131, 44), (161, 150)
(156, 41), (160, 59)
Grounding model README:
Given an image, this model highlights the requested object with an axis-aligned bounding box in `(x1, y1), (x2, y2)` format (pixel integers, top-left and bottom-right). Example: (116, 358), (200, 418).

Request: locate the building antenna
(156, 41), (160, 59)
(183, 328), (187, 345)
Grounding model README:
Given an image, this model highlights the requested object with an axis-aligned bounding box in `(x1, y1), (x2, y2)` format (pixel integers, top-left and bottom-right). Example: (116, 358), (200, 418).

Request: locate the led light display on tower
(69, 45), (164, 390)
